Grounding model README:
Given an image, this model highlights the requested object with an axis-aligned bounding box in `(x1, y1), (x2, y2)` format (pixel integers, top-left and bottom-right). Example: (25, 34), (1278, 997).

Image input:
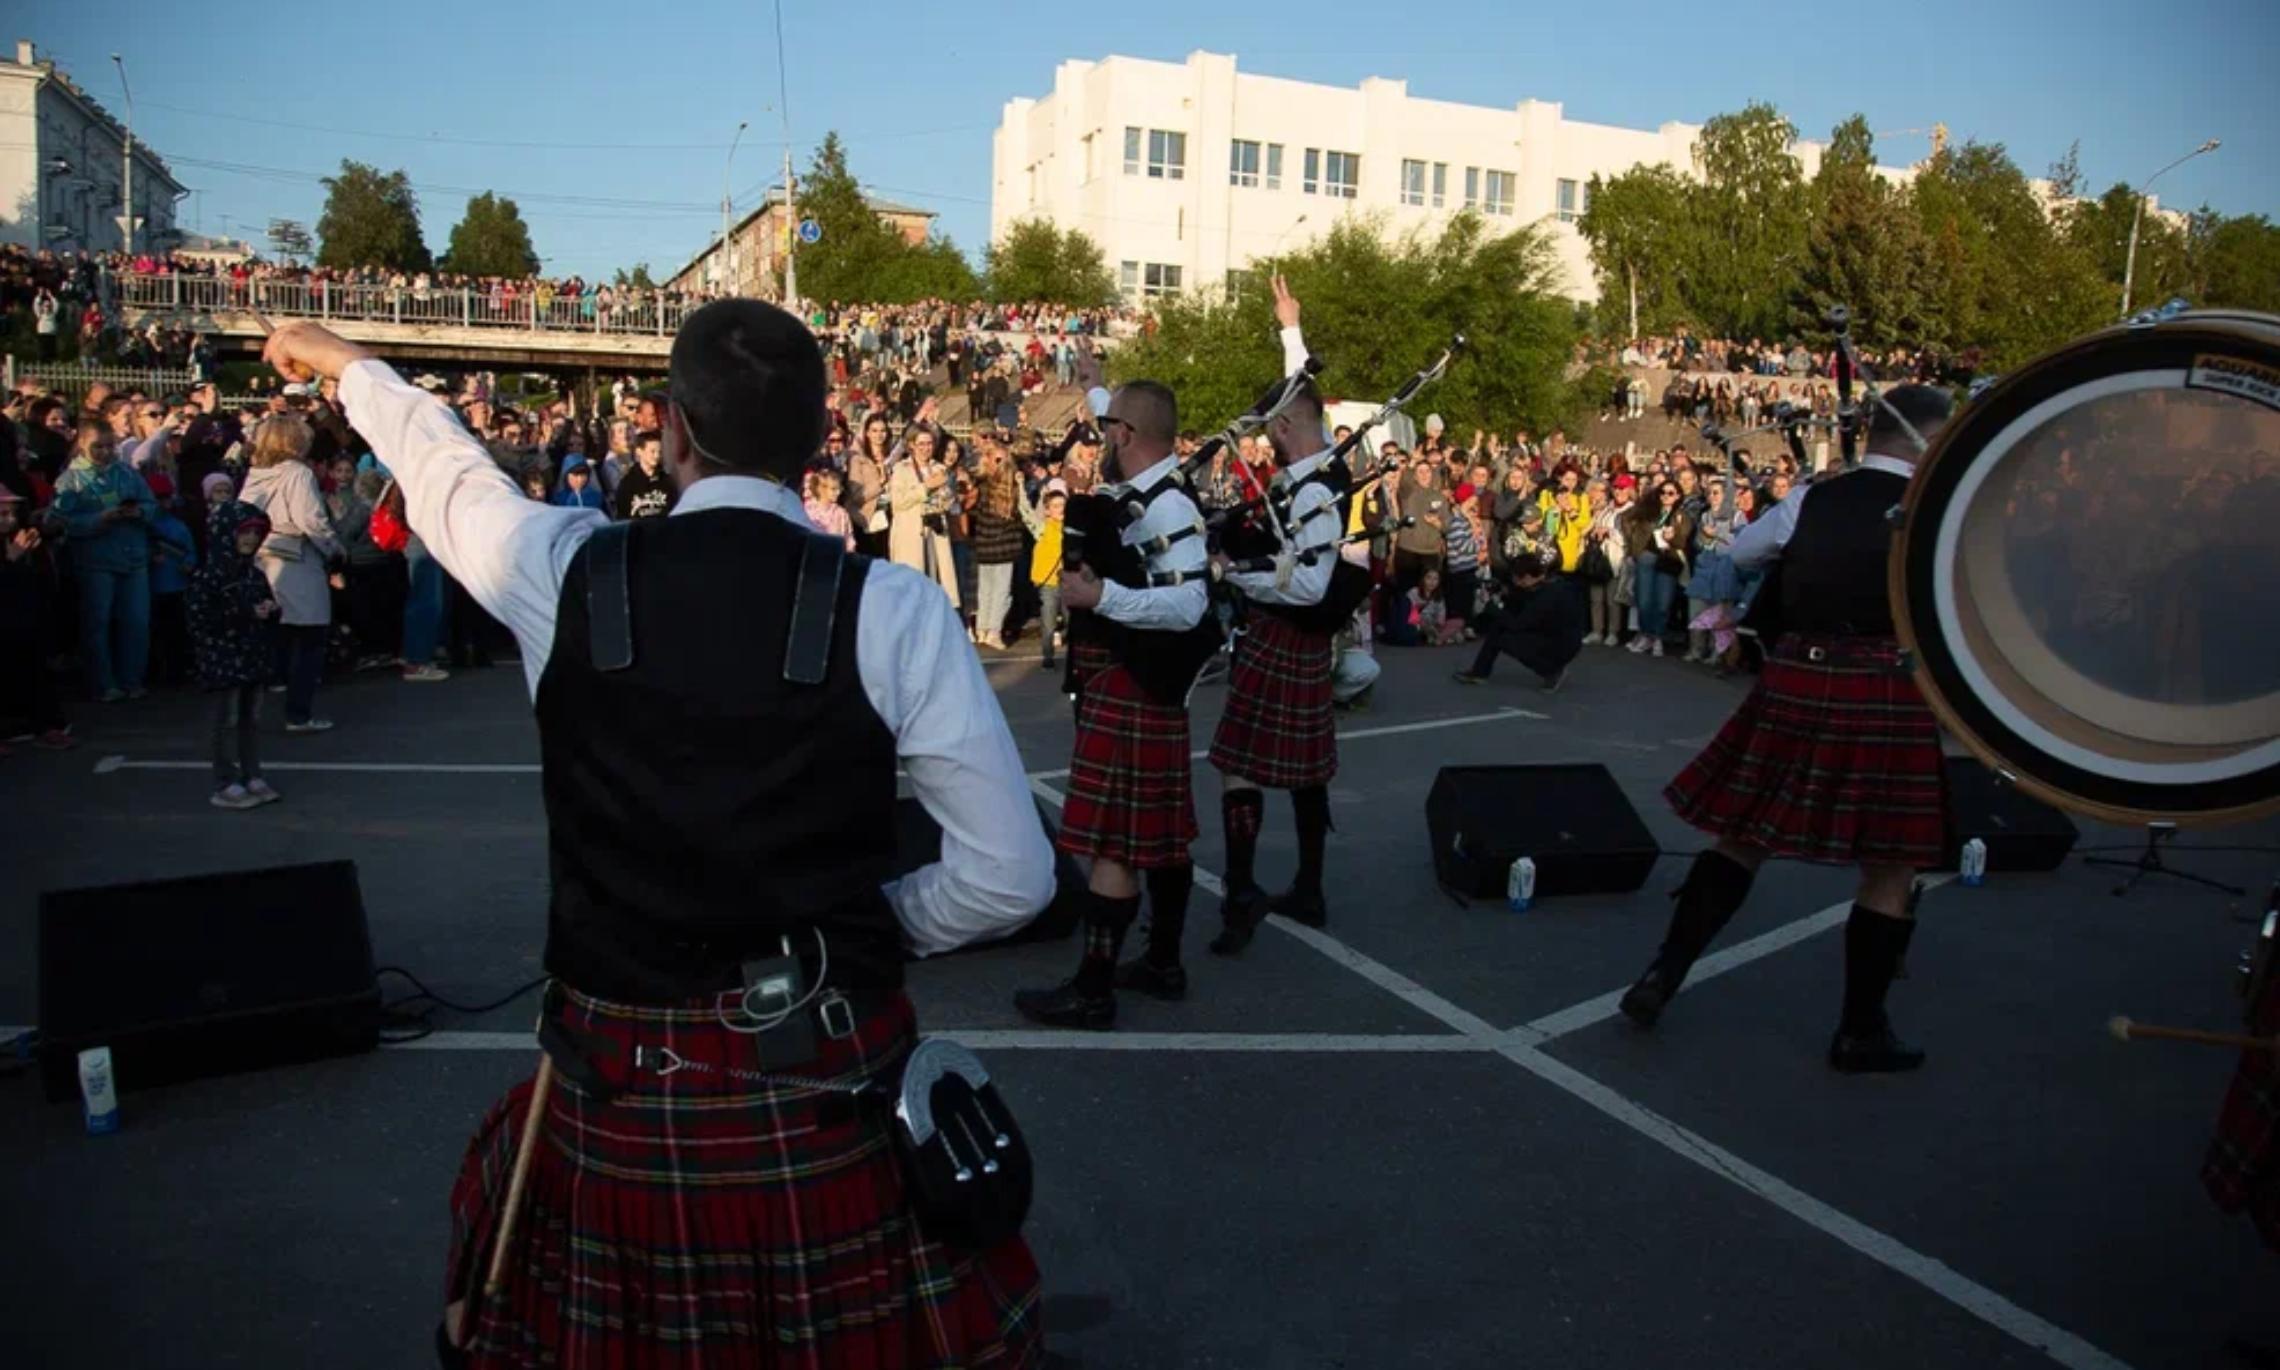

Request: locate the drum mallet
(2108, 1015), (2278, 1053)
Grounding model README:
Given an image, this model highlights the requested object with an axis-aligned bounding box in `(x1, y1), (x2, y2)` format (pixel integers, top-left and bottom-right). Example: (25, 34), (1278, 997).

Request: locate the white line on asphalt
(95, 756), (543, 775)
(387, 1029), (1486, 1054)
(1498, 1042), (2133, 1370)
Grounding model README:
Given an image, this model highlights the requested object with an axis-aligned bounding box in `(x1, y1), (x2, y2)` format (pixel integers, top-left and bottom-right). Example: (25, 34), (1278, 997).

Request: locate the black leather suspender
(582, 520), (845, 685)
(585, 523), (635, 673)
(783, 532), (845, 686)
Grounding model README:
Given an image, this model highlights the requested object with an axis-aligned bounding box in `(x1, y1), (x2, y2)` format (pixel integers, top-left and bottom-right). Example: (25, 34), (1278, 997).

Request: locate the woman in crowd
(888, 404), (961, 610)
(1489, 465), (1536, 578)
(239, 415), (345, 732)
(326, 463), (398, 668)
(843, 414), (892, 557)
(969, 440), (1024, 650)
(1684, 476), (1739, 663)
(1581, 477), (1630, 645)
(1624, 478), (1692, 658)
(52, 420), (156, 701)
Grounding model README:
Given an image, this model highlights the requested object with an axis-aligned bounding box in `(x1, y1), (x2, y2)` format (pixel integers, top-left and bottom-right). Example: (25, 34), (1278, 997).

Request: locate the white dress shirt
(1730, 451), (1914, 571)
(1093, 452), (1210, 632)
(338, 358), (1054, 957)
(1227, 445), (1339, 606)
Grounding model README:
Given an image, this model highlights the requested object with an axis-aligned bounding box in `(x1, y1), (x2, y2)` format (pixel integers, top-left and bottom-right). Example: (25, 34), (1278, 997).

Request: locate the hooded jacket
(188, 501), (278, 689)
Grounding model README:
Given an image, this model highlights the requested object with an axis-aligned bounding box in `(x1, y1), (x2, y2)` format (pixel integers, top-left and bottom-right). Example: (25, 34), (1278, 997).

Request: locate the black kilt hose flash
(1209, 613), (1338, 790)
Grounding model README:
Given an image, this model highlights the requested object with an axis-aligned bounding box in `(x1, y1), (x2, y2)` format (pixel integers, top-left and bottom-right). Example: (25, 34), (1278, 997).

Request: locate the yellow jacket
(1031, 519), (1064, 586)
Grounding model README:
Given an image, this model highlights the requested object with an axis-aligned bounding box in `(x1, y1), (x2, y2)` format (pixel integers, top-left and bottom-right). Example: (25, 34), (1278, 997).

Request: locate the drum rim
(1890, 312), (2280, 827)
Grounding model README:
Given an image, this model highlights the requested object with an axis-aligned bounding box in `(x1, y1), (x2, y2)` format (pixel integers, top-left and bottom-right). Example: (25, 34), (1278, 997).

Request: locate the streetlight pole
(110, 54), (134, 255)
(2120, 137), (2219, 317)
(773, 0), (797, 308)
(722, 120), (748, 296)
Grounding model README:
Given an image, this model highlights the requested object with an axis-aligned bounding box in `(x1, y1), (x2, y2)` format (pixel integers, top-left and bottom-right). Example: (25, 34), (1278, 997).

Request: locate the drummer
(1617, 385), (1956, 1073)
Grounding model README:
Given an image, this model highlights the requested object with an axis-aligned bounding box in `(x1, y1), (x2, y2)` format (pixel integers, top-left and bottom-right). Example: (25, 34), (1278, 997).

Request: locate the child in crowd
(802, 468), (856, 550)
(0, 492), (73, 753)
(1029, 487), (1066, 670)
(190, 501), (281, 810)
(145, 478), (198, 687)
(552, 455), (608, 511)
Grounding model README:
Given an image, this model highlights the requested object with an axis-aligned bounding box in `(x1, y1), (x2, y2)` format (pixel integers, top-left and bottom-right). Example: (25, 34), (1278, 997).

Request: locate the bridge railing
(115, 274), (697, 338)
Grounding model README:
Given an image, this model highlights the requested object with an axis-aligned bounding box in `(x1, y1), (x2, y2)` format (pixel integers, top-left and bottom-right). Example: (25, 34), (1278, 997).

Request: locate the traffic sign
(797, 218), (822, 245)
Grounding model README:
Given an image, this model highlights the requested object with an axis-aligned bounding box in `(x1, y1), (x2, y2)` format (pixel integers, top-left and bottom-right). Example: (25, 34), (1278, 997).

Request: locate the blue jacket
(52, 457), (156, 574)
(148, 509), (198, 595)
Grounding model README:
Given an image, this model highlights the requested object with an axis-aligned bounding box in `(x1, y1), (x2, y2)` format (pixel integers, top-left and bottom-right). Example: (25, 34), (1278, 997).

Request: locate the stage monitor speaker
(891, 794), (1082, 953)
(1942, 757), (2081, 873)
(39, 860), (380, 1101)
(1426, 764), (1660, 899)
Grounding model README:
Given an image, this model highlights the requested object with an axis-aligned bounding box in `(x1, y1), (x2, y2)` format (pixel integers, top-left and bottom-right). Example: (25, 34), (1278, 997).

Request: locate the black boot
(1829, 906), (1925, 1073)
(1619, 850), (1756, 1028)
(1210, 790), (1270, 956)
(1265, 785), (1332, 928)
(1015, 890), (1138, 1030)
(1118, 864), (1193, 1000)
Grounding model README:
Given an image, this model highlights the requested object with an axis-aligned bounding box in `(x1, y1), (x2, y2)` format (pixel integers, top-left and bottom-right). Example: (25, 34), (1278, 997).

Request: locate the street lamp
(110, 54), (135, 254)
(2120, 137), (2219, 317)
(722, 120), (749, 295)
(1273, 213), (1310, 252)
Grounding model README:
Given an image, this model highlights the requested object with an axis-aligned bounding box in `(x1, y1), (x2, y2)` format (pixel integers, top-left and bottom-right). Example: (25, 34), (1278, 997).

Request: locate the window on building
(1464, 166), (1481, 208)
(1231, 139), (1262, 188)
(1144, 262), (1183, 297)
(1123, 127), (1143, 177)
(1303, 148), (1320, 196)
(1432, 162), (1448, 208)
(1148, 129), (1187, 180)
(1120, 260), (1139, 294)
(1483, 170), (1516, 216)
(1265, 144), (1283, 191)
(1400, 159), (1428, 207)
(1556, 178), (1583, 222)
(1323, 151), (1359, 199)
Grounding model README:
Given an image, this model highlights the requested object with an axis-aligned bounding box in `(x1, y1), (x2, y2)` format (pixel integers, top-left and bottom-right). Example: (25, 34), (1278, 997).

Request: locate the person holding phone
(52, 420), (156, 701)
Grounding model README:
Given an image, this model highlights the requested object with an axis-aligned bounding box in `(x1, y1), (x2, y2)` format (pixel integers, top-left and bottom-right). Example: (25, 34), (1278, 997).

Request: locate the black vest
(535, 508), (903, 1001)
(1777, 467), (1908, 637)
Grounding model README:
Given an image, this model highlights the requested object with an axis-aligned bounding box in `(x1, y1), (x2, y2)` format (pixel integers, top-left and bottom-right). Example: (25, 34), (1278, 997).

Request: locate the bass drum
(1891, 311), (2280, 827)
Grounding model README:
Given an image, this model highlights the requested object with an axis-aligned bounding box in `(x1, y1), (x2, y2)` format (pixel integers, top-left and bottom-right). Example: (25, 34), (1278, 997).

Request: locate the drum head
(1892, 312), (2280, 826)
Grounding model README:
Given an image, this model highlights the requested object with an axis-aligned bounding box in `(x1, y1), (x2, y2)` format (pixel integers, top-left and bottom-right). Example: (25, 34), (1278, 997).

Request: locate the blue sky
(22, 0), (2278, 281)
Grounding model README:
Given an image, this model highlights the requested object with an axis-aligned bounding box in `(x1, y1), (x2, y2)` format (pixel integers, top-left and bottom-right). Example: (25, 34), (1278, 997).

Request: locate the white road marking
(95, 758), (542, 775)
(386, 1029), (1485, 1054)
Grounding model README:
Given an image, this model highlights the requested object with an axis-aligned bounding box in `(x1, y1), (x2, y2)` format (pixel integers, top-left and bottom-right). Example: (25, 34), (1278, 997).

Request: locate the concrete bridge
(114, 276), (684, 374)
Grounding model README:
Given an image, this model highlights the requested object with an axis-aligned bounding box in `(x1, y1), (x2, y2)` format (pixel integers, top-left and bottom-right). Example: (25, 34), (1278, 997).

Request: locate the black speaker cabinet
(1427, 764), (1660, 900)
(892, 794), (1082, 953)
(1942, 757), (2081, 873)
(39, 860), (381, 1101)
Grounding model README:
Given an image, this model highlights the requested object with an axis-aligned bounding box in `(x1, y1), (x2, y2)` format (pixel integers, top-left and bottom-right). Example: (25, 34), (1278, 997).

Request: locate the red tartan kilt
(445, 987), (1045, 1369)
(1058, 648), (1197, 869)
(1209, 614), (1337, 789)
(2204, 970), (2280, 1253)
(1664, 641), (1946, 867)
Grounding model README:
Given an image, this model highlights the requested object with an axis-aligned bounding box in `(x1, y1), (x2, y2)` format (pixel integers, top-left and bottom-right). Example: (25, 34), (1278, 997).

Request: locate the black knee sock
(1657, 849), (1756, 978)
(1143, 864), (1194, 968)
(1292, 785), (1332, 896)
(1076, 890), (1143, 997)
(1839, 905), (1916, 1036)
(1222, 788), (1265, 892)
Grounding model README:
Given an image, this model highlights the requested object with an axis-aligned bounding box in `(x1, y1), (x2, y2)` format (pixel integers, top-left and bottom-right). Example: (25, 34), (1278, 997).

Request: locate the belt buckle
(819, 991), (857, 1042)
(1806, 645), (1828, 663)
(634, 1044), (687, 1078)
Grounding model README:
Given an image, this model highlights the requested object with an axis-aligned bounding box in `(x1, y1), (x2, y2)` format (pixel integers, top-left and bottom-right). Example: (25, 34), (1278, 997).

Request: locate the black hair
(1870, 383), (1955, 446)
(668, 300), (826, 481)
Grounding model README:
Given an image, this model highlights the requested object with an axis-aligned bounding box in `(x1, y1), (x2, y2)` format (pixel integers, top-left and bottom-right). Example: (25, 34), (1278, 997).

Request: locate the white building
(993, 51), (1908, 306)
(0, 40), (184, 254)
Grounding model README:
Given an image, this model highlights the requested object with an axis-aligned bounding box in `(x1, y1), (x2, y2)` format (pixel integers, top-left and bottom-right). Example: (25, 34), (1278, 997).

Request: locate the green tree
(2197, 213), (2280, 313)
(792, 132), (938, 304)
(870, 234), (982, 302)
(316, 160), (430, 271)
(1687, 102), (1810, 340)
(984, 218), (1117, 306)
(1110, 212), (1582, 436)
(1576, 163), (1696, 340)
(2060, 182), (2193, 312)
(440, 192), (540, 278)
(612, 263), (658, 290)
(1791, 117), (1931, 348)
(1906, 141), (2108, 367)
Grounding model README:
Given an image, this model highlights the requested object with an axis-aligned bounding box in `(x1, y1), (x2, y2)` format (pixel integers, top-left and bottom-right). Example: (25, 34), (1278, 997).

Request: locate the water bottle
(78, 1046), (120, 1135)
(1508, 856), (1536, 913)
(1960, 837), (1988, 888)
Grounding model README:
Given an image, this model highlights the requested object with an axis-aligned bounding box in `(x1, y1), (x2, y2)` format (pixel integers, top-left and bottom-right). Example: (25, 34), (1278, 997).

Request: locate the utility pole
(722, 120), (748, 296)
(110, 54), (134, 254)
(2121, 138), (2219, 317)
(782, 146), (798, 306)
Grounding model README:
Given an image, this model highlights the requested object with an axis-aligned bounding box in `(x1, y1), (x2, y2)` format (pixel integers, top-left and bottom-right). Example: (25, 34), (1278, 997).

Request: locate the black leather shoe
(1266, 886), (1327, 928)
(1452, 670), (1487, 685)
(1618, 963), (1678, 1028)
(1209, 882), (1268, 956)
(1828, 1024), (1926, 1073)
(1013, 980), (1115, 1030)
(1114, 959), (1189, 1001)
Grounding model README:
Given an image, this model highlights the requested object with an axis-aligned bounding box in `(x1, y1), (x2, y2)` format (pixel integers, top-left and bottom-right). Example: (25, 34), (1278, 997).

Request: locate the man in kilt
(261, 308), (1057, 1369)
(1015, 380), (1212, 1029)
(1208, 278), (1345, 955)
(1618, 385), (1955, 1073)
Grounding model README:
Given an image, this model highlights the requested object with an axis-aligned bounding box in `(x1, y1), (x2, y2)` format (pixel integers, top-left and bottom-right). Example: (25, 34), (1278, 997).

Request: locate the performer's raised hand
(261, 321), (374, 385)
(1271, 274), (1301, 330)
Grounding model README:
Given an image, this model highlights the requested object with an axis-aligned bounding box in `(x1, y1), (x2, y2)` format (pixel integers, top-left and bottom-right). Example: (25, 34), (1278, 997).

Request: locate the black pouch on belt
(890, 1039), (1033, 1250)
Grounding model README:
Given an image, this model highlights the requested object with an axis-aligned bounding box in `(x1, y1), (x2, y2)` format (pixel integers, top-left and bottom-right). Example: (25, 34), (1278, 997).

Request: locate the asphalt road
(3, 639), (2274, 1369)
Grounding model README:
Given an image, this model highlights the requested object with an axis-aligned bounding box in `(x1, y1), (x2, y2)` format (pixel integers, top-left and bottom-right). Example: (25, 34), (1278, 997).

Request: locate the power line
(139, 100), (743, 151)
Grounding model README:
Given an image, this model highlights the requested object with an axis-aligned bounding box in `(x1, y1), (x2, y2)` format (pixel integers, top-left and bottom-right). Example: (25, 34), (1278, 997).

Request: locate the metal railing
(112, 274), (697, 339)
(4, 354), (200, 401)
